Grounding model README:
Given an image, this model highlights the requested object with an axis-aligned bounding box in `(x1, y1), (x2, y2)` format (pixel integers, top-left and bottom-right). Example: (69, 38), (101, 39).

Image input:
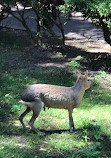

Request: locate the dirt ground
(0, 29), (111, 76)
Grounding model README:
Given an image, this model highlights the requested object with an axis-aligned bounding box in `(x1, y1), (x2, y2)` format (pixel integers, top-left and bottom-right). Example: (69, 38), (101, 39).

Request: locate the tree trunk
(99, 16), (111, 46)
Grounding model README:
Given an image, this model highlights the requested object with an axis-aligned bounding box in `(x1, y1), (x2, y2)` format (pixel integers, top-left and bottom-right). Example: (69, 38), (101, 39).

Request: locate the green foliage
(76, 144), (100, 158)
(99, 70), (109, 79)
(71, 60), (80, 68)
(65, 0), (111, 45)
(69, 59), (80, 71)
(30, 0), (62, 28)
(59, 0), (74, 18)
(73, 0), (111, 23)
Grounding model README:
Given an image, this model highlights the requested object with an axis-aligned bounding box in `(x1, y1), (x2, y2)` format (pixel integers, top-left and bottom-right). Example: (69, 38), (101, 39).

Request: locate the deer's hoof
(70, 129), (78, 134)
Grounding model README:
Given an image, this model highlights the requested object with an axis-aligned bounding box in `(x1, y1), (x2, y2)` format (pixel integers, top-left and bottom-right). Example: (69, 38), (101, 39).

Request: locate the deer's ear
(85, 70), (88, 77)
(75, 69), (81, 78)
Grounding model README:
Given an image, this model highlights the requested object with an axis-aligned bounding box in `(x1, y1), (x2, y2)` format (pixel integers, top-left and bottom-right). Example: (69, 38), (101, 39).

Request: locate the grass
(0, 29), (111, 158)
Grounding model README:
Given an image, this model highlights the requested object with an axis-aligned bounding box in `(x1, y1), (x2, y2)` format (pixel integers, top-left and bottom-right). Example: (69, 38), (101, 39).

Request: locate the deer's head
(75, 70), (91, 90)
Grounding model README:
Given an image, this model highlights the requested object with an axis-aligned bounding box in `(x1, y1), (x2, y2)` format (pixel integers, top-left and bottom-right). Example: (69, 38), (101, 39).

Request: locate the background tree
(0, 0), (65, 45)
(30, 0), (65, 45)
(63, 0), (111, 45)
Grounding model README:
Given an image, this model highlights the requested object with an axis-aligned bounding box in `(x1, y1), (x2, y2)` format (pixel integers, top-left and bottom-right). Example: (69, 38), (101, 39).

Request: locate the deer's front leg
(68, 109), (75, 133)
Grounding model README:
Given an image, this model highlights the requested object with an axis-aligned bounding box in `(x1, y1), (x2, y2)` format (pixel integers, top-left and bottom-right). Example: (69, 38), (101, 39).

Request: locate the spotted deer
(19, 70), (91, 134)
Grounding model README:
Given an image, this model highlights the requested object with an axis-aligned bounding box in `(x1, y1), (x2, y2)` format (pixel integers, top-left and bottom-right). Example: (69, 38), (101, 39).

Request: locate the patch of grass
(45, 132), (85, 151)
(0, 142), (36, 158)
(1, 67), (111, 157)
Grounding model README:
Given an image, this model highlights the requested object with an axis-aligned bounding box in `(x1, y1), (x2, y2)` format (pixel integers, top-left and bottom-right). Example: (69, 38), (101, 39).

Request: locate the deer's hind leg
(19, 107), (31, 129)
(28, 99), (44, 134)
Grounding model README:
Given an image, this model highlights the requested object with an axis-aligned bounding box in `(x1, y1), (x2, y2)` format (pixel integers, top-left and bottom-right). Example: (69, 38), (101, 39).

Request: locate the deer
(19, 70), (91, 135)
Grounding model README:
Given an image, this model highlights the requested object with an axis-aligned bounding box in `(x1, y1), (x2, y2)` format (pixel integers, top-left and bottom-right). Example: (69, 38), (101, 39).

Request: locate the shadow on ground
(0, 29), (111, 73)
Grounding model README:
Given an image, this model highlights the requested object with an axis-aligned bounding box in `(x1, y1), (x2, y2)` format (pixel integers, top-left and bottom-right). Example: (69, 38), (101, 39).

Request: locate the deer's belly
(44, 98), (73, 109)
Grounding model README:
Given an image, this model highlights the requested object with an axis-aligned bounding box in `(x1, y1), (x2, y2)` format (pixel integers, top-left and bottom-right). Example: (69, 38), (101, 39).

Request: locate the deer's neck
(72, 79), (85, 106)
